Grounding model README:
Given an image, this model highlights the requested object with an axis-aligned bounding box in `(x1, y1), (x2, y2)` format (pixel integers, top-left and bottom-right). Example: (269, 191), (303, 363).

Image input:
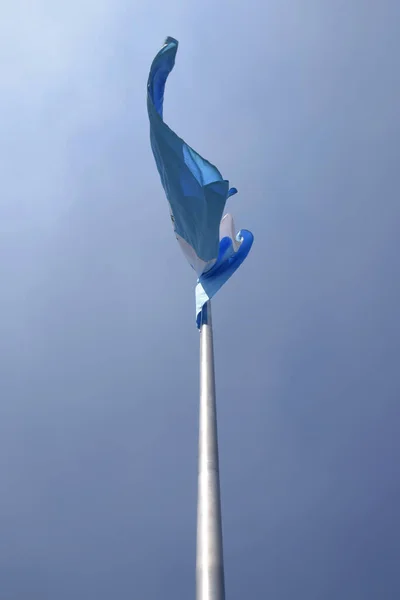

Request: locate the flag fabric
(147, 37), (254, 327)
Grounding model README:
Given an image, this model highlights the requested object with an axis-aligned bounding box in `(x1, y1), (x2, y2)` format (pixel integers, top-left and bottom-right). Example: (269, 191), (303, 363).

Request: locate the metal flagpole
(196, 301), (225, 600)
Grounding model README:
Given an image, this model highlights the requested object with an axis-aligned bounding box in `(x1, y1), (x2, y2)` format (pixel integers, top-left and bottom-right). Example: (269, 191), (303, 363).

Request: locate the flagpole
(196, 301), (225, 600)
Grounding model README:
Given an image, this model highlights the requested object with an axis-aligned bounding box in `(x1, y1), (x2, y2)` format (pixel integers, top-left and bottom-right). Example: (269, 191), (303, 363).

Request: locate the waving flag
(147, 37), (254, 327)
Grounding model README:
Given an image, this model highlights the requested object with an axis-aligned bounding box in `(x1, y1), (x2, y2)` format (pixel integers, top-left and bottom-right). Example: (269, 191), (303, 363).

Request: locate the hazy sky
(1, 1), (399, 598)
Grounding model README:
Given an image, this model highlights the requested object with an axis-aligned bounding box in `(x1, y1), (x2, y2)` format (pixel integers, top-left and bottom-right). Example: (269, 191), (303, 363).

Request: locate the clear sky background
(1, 1), (399, 598)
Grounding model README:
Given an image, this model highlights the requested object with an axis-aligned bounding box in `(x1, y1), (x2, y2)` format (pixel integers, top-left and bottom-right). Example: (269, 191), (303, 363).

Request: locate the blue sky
(1, 1), (399, 598)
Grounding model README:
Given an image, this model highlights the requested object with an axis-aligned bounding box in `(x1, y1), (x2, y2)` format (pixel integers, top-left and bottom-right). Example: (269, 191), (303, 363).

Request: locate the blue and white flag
(147, 37), (254, 327)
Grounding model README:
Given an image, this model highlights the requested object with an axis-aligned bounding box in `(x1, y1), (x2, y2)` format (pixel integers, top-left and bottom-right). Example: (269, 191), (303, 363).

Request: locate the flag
(147, 37), (254, 327)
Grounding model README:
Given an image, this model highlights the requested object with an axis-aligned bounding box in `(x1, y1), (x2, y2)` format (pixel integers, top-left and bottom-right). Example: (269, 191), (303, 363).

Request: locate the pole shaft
(196, 302), (225, 600)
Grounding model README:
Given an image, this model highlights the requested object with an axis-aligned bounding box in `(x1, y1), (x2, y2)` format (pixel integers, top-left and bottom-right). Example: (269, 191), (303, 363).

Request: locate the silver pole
(196, 301), (225, 600)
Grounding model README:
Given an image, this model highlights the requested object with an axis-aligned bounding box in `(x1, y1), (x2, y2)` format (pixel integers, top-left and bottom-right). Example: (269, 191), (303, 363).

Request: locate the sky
(1, 1), (399, 598)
